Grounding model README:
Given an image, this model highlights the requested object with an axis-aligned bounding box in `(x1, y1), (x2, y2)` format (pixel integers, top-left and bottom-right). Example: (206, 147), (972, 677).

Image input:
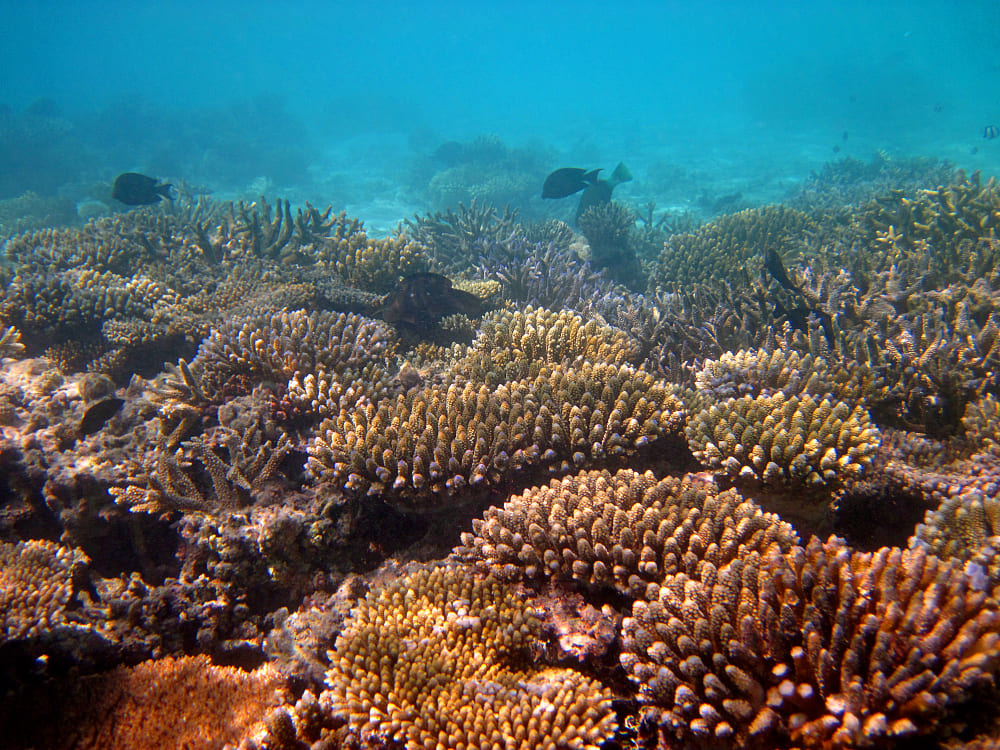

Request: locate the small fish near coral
(379, 272), (484, 327)
(111, 172), (174, 206)
(985, 125), (1000, 140)
(542, 163), (633, 222)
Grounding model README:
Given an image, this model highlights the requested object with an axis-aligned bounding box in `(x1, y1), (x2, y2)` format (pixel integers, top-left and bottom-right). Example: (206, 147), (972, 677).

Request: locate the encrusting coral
(457, 468), (798, 598)
(621, 536), (1000, 749)
(319, 563), (617, 750)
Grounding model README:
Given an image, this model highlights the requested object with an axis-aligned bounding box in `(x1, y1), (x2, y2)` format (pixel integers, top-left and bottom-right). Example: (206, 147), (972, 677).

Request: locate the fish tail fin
(610, 162), (632, 186)
(158, 183), (175, 201)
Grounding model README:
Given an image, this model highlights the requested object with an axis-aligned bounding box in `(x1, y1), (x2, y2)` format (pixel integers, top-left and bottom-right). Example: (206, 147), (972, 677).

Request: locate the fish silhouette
(542, 167), (602, 199)
(575, 162), (632, 222)
(111, 172), (174, 205)
(379, 272), (484, 327)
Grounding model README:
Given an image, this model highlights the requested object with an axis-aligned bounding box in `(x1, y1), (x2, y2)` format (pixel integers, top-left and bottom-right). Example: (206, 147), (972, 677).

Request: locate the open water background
(2, 0), (999, 231)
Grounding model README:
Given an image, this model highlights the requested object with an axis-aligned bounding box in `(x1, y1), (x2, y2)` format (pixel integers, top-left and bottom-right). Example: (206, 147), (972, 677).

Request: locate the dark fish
(380, 272), (484, 327)
(575, 162), (633, 221)
(542, 167), (601, 199)
(111, 172), (174, 205)
(763, 247), (800, 294)
(78, 396), (124, 437)
(985, 125), (999, 140)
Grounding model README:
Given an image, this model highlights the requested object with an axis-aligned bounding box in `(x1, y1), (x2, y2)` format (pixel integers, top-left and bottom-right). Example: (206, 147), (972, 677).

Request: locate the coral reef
(308, 362), (686, 510)
(3, 165), (1000, 749)
(457, 468), (797, 597)
(0, 539), (87, 643)
(321, 563), (616, 750)
(0, 654), (287, 749)
(621, 537), (1000, 749)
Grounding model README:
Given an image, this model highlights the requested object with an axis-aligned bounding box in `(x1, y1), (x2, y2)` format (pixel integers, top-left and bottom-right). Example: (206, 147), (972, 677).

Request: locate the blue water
(2, 0), (999, 230)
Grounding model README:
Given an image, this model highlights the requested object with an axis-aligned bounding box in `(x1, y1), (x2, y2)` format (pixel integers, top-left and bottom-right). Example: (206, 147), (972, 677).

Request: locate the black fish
(575, 162), (633, 221)
(78, 396), (124, 437)
(542, 167), (602, 199)
(763, 247), (800, 294)
(985, 125), (999, 140)
(380, 272), (484, 327)
(111, 172), (174, 205)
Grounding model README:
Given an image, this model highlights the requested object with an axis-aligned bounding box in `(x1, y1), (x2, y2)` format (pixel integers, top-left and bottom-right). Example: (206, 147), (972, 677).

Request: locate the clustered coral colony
(1, 169), (1000, 749)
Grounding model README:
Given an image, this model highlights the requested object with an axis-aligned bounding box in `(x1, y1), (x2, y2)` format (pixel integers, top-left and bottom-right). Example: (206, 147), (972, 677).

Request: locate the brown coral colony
(2, 169), (1000, 749)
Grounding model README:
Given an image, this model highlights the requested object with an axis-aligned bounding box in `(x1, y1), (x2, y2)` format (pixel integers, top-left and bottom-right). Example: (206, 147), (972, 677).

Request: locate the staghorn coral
(308, 362), (686, 510)
(321, 563), (617, 750)
(474, 233), (623, 314)
(685, 390), (880, 488)
(0, 539), (88, 643)
(1, 654), (287, 750)
(457, 468), (797, 598)
(964, 393), (1000, 454)
(457, 305), (638, 384)
(403, 199), (522, 273)
(621, 536), (1000, 749)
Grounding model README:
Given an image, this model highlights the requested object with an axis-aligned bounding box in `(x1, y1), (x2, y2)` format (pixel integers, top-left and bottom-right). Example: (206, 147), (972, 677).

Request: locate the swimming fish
(763, 247), (800, 294)
(542, 167), (602, 199)
(575, 162), (633, 221)
(379, 272), (484, 327)
(111, 172), (174, 205)
(77, 396), (124, 437)
(985, 125), (999, 140)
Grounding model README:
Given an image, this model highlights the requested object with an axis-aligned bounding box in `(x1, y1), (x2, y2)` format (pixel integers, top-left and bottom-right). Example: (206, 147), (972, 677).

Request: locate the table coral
(308, 362), (685, 509)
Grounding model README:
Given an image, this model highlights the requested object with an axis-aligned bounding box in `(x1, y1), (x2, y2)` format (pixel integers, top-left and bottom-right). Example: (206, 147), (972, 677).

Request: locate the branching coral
(457, 468), (797, 597)
(684, 349), (881, 488)
(190, 308), (397, 400)
(0, 539), (88, 643)
(322, 564), (617, 750)
(457, 305), (638, 384)
(403, 199), (522, 273)
(653, 205), (816, 290)
(308, 362), (685, 510)
(621, 537), (1000, 749)
(686, 390), (880, 487)
(1, 654), (287, 750)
